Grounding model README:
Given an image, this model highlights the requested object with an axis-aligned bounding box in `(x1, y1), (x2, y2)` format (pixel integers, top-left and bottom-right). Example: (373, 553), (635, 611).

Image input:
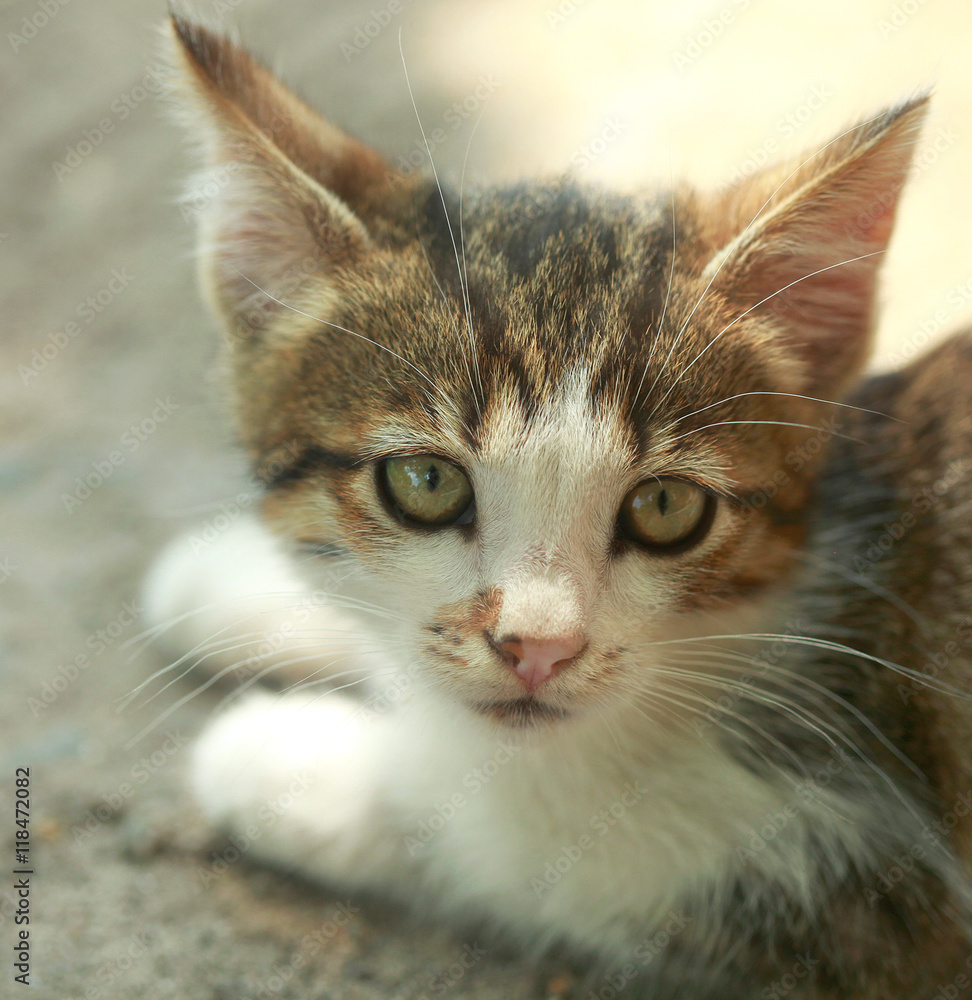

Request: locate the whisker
(214, 654), (385, 712)
(654, 649), (925, 781)
(397, 29), (483, 413)
(230, 266), (448, 401)
(123, 640), (394, 748)
(633, 183), (677, 404)
(643, 111), (890, 415)
(122, 629), (376, 712)
(665, 419), (865, 445)
(652, 250), (887, 417)
(675, 391), (902, 424)
(457, 81), (491, 414)
(635, 633), (972, 702)
(794, 549), (929, 631)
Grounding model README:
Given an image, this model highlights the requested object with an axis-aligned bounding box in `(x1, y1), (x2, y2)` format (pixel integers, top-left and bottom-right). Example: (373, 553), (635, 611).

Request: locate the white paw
(192, 692), (398, 884)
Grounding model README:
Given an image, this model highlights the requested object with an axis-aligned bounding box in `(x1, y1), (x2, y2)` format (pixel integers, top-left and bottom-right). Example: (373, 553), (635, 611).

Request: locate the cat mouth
(471, 697), (569, 727)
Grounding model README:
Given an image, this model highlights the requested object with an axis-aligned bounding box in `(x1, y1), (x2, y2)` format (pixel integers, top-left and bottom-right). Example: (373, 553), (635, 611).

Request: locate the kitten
(147, 14), (972, 998)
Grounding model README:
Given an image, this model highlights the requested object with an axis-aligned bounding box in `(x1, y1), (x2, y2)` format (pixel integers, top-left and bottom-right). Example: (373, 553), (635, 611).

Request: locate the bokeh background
(2, 0), (971, 997)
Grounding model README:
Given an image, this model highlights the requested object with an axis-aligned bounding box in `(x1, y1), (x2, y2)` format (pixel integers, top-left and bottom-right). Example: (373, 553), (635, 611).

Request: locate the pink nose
(493, 634), (586, 692)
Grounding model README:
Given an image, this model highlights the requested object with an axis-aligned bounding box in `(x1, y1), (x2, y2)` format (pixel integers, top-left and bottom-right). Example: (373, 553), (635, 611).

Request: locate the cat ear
(707, 96), (928, 396)
(166, 15), (392, 341)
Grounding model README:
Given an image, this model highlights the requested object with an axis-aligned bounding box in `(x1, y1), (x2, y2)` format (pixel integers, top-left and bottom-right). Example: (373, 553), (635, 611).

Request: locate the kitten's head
(169, 18), (925, 731)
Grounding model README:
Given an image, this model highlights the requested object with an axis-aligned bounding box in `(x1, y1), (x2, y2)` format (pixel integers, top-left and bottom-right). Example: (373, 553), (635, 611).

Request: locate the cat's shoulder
(855, 327), (972, 457)
(896, 326), (972, 415)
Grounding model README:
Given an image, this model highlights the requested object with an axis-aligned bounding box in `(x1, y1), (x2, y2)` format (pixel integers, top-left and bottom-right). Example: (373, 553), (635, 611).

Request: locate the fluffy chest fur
(378, 699), (860, 957)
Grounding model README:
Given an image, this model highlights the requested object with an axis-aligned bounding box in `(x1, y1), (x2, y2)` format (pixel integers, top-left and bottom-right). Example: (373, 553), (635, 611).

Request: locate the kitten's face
(169, 18), (925, 730)
(256, 189), (815, 728)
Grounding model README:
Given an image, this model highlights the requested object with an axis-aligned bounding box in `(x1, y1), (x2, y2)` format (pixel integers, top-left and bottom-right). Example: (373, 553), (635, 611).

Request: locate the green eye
(620, 478), (712, 549)
(382, 455), (474, 526)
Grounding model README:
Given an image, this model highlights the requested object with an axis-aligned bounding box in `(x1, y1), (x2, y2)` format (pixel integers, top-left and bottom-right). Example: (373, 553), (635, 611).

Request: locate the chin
(470, 696), (571, 728)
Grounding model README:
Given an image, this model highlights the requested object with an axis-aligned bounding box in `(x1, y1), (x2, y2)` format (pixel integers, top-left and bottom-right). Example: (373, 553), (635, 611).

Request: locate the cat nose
(492, 633), (586, 692)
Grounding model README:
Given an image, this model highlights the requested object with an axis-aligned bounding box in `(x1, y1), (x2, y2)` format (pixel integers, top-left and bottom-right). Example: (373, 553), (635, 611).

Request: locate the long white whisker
(675, 391), (902, 423)
(795, 549), (928, 631)
(660, 647), (926, 781)
(653, 250), (886, 416)
(634, 184), (677, 403)
(666, 419), (864, 445)
(231, 266), (446, 399)
(643, 111), (889, 413)
(398, 29), (482, 412)
(635, 633), (972, 702)
(457, 90), (492, 413)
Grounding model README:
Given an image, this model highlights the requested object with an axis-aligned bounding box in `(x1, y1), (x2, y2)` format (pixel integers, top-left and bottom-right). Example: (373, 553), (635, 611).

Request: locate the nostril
(493, 636), (526, 666)
(489, 632), (587, 691)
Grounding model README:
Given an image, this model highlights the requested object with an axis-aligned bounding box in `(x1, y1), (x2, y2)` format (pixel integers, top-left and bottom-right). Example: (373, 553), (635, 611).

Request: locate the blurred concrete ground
(1, 0), (970, 997)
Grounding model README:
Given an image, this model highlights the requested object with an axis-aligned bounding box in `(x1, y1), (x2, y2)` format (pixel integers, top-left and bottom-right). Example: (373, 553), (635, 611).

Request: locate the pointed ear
(166, 15), (393, 341)
(707, 96), (928, 397)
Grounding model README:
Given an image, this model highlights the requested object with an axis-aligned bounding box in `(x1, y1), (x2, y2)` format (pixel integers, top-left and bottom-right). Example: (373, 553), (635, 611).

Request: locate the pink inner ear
(714, 107), (925, 398)
(197, 153), (369, 339)
(856, 200), (898, 247)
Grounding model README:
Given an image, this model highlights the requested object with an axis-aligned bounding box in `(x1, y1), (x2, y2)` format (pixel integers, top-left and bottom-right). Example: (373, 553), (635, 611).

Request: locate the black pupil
(426, 463), (440, 492)
(658, 488), (668, 516)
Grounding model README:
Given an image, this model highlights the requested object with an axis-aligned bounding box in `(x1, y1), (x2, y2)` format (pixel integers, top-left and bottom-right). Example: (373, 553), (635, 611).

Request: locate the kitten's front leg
(193, 691), (418, 895)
